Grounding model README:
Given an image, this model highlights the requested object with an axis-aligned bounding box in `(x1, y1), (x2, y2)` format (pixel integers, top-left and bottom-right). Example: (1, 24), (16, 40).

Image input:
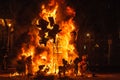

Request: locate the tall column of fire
(17, 0), (78, 75)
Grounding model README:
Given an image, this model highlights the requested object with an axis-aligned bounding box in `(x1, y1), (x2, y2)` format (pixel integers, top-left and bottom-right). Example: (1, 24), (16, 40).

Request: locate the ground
(0, 73), (120, 80)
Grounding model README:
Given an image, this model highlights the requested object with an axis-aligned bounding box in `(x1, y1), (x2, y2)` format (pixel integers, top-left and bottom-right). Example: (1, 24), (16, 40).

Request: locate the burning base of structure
(14, 54), (94, 79)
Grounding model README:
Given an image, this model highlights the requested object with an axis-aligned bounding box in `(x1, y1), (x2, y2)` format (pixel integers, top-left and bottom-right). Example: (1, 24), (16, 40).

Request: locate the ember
(16, 0), (79, 76)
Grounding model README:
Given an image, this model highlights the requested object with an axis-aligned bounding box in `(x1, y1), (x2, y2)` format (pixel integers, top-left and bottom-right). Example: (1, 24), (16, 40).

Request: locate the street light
(83, 33), (91, 53)
(8, 23), (12, 28)
(86, 33), (91, 39)
(86, 33), (90, 37)
(5, 19), (14, 54)
(85, 32), (92, 57)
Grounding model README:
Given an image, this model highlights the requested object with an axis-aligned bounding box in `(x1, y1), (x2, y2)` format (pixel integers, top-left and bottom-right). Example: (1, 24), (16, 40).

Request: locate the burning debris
(14, 0), (86, 77)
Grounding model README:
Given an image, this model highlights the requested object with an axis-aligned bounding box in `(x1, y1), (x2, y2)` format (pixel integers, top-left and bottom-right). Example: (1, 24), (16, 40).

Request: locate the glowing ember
(17, 0), (79, 75)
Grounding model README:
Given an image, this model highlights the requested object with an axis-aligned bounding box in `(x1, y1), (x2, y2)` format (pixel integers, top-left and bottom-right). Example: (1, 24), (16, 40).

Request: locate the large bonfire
(17, 0), (79, 75)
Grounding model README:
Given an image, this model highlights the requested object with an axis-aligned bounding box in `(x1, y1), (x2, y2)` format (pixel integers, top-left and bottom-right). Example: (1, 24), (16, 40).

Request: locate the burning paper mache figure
(16, 56), (26, 76)
(78, 54), (94, 77)
(16, 0), (79, 77)
(36, 65), (45, 76)
(58, 59), (68, 77)
(26, 56), (33, 76)
(80, 55), (88, 76)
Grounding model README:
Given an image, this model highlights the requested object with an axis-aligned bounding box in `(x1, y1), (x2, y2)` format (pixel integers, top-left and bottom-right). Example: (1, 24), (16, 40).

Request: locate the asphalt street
(0, 73), (120, 80)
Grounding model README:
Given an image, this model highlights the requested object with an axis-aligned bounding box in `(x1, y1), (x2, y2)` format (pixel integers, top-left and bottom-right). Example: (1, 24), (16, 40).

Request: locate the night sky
(0, 0), (119, 32)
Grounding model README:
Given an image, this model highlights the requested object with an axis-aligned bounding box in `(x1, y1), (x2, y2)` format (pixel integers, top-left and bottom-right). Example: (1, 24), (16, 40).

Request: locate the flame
(18, 0), (79, 75)
(59, 18), (78, 61)
(66, 6), (76, 17)
(40, 3), (58, 22)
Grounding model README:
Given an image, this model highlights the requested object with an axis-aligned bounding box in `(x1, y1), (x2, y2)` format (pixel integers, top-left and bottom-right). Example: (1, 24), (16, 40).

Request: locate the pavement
(0, 73), (120, 80)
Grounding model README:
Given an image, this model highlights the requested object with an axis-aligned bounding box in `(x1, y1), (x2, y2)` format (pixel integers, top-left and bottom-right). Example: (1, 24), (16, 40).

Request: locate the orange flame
(18, 0), (78, 75)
